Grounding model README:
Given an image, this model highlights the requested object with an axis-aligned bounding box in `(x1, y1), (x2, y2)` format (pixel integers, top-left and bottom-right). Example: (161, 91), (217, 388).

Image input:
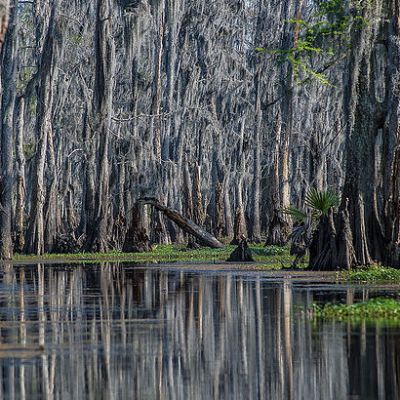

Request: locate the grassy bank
(13, 243), (294, 266)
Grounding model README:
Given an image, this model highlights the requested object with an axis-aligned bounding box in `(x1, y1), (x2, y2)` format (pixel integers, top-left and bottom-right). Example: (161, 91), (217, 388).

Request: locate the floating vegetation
(339, 267), (400, 283)
(312, 298), (400, 322)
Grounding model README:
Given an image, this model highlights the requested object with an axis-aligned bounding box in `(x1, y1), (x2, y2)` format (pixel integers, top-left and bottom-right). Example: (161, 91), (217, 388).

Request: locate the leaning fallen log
(137, 197), (224, 249)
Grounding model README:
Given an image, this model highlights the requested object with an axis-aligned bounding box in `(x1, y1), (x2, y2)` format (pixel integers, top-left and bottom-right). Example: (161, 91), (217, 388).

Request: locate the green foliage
(68, 34), (84, 45)
(23, 142), (36, 160)
(257, 0), (368, 84)
(312, 298), (400, 321)
(253, 245), (289, 257)
(17, 67), (35, 93)
(284, 187), (339, 222)
(340, 266), (400, 283)
(305, 187), (339, 216)
(283, 206), (308, 224)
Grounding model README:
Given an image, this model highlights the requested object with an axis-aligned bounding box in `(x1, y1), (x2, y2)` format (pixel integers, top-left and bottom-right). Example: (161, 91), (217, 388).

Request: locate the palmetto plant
(304, 188), (339, 217)
(284, 206), (308, 224)
(284, 188), (339, 266)
(284, 188), (339, 222)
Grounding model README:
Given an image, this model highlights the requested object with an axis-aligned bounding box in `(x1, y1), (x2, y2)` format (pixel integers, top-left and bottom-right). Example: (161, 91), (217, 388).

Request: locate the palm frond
(283, 206), (307, 223)
(304, 188), (339, 216)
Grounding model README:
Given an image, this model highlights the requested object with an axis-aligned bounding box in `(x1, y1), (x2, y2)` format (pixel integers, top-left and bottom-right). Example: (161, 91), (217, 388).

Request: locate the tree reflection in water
(0, 264), (397, 400)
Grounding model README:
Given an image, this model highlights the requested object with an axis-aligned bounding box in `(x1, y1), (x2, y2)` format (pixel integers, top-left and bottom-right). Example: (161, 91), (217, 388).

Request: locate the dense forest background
(0, 0), (399, 269)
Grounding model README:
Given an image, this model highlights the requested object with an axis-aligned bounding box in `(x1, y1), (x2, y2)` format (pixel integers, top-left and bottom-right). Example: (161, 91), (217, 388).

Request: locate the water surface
(0, 264), (398, 400)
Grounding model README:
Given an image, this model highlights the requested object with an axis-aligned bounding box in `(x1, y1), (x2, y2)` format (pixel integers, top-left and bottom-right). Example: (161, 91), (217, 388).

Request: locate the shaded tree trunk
(25, 1), (60, 255)
(311, 0), (397, 270)
(123, 203), (151, 253)
(85, 0), (115, 252)
(0, 0), (9, 51)
(14, 97), (25, 253)
(387, 0), (400, 267)
(250, 77), (262, 243)
(265, 0), (300, 246)
(335, 0), (389, 268)
(0, 0), (18, 259)
(266, 111), (291, 246)
(232, 117), (248, 244)
(309, 206), (355, 271)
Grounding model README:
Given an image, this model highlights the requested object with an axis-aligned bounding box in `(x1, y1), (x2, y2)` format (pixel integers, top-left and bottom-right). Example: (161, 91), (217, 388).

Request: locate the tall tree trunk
(251, 73), (262, 243)
(232, 117), (248, 244)
(387, 0), (400, 267)
(266, 112), (291, 246)
(337, 0), (386, 267)
(313, 0), (395, 269)
(151, 1), (164, 164)
(0, 0), (18, 259)
(43, 123), (58, 252)
(85, 0), (115, 252)
(265, 0), (300, 246)
(14, 97), (26, 253)
(0, 0), (9, 51)
(25, 0), (60, 255)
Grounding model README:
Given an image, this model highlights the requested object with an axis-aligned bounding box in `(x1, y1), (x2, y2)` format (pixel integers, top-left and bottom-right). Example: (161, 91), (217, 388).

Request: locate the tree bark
(123, 203), (151, 253)
(0, 0), (17, 259)
(336, 0), (387, 267)
(150, 1), (164, 164)
(0, 0), (9, 52)
(14, 97), (25, 253)
(266, 0), (300, 246)
(25, 1), (60, 255)
(387, 0), (400, 267)
(85, 0), (115, 252)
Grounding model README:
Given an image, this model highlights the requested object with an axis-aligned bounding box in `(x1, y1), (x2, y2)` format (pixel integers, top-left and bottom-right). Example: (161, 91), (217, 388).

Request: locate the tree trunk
(250, 78), (262, 243)
(85, 0), (115, 252)
(14, 97), (25, 253)
(43, 78), (61, 253)
(0, 0), (17, 259)
(231, 206), (247, 245)
(232, 117), (248, 244)
(25, 1), (59, 255)
(150, 1), (164, 164)
(387, 0), (400, 267)
(0, 0), (9, 52)
(335, 0), (387, 268)
(266, 0), (299, 246)
(123, 203), (151, 253)
(266, 113), (291, 246)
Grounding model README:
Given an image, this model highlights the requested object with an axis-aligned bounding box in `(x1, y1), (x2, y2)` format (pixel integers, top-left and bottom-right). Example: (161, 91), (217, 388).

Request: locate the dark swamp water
(0, 264), (398, 400)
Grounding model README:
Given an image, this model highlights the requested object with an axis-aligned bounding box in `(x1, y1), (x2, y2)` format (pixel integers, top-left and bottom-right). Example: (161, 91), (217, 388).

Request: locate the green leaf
(283, 206), (307, 223)
(304, 188), (339, 216)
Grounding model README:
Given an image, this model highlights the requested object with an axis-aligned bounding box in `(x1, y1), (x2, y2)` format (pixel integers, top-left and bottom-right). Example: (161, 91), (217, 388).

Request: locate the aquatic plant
(340, 267), (400, 283)
(312, 298), (400, 321)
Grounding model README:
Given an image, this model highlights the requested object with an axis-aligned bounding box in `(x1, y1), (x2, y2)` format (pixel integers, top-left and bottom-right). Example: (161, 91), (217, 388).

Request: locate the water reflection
(0, 264), (397, 400)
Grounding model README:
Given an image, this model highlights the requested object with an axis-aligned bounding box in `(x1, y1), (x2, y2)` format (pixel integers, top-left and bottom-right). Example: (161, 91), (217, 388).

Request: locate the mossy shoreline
(6, 246), (400, 283)
(11, 244), (294, 266)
